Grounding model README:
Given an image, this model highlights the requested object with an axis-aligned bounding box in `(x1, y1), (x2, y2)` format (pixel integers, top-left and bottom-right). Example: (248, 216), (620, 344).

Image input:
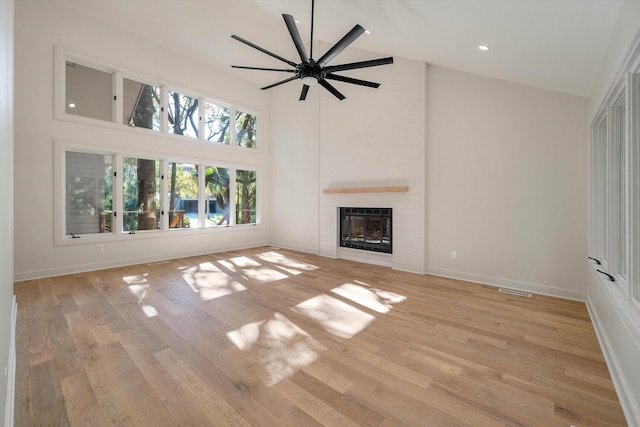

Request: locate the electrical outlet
(96, 244), (104, 253)
(450, 250), (457, 261)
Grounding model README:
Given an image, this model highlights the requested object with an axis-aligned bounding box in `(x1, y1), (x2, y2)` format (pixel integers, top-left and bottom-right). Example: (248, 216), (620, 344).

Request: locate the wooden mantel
(322, 186), (409, 194)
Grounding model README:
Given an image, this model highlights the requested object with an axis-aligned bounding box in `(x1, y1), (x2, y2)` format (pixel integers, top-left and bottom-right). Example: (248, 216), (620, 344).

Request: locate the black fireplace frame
(339, 207), (392, 254)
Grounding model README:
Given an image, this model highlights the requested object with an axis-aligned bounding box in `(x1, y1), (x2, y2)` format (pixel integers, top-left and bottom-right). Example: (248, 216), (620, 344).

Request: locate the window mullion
(114, 72), (123, 125)
(161, 160), (168, 231)
(197, 164), (204, 229)
(160, 86), (168, 134)
(230, 108), (237, 146)
(230, 168), (237, 226)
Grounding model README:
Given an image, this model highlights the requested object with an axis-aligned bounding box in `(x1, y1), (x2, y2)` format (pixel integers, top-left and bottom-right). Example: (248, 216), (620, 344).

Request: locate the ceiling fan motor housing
(297, 61), (326, 81)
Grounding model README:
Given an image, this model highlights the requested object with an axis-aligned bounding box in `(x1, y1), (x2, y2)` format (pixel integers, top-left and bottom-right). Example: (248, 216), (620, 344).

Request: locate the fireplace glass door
(340, 207), (392, 254)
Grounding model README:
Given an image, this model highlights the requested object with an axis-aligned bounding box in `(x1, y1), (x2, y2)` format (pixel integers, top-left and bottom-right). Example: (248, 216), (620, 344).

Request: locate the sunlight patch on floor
(242, 267), (289, 283)
(124, 274), (150, 304)
(293, 294), (376, 339)
(256, 251), (319, 274)
(230, 256), (261, 268)
(226, 313), (323, 386)
(331, 283), (406, 314)
(141, 305), (158, 317)
(182, 262), (247, 301)
(123, 274), (160, 317)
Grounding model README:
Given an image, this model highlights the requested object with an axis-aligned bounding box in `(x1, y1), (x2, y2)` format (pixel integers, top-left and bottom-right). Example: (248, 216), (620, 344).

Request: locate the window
(65, 61), (114, 122)
(122, 157), (161, 232)
(590, 72), (640, 311)
(235, 110), (257, 148)
(167, 162), (198, 228)
(204, 166), (230, 227)
(56, 144), (261, 245)
(57, 49), (259, 149)
(168, 90), (199, 138)
(236, 169), (256, 225)
(594, 116), (609, 266)
(65, 151), (113, 236)
(123, 78), (161, 131)
(610, 95), (628, 285)
(204, 101), (230, 144)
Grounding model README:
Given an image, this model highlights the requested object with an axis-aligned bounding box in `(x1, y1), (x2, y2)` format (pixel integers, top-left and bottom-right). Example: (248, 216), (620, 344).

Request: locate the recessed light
(478, 45), (490, 51)
(365, 29), (371, 35)
(68, 103), (76, 108)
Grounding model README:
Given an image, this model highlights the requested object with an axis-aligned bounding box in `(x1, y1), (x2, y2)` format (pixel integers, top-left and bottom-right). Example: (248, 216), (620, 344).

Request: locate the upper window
(124, 77), (161, 131)
(204, 101), (230, 144)
(235, 110), (257, 148)
(65, 61), (114, 122)
(57, 50), (259, 149)
(168, 91), (199, 138)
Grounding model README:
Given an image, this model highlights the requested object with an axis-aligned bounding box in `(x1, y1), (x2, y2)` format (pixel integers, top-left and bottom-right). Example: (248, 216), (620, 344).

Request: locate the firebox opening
(339, 207), (392, 254)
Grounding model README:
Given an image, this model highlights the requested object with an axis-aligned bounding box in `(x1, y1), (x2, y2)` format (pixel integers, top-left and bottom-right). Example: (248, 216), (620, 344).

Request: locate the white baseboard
(424, 266), (586, 301)
(13, 241), (269, 282)
(5, 295), (16, 427)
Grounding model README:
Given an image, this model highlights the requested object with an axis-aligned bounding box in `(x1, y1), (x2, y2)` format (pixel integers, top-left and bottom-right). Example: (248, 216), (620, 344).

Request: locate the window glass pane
(66, 151), (113, 235)
(597, 119), (608, 263)
(236, 169), (256, 225)
(235, 110), (257, 148)
(616, 102), (627, 278)
(204, 166), (230, 227)
(124, 78), (160, 131)
(204, 101), (230, 143)
(65, 61), (114, 122)
(168, 91), (199, 138)
(168, 162), (198, 229)
(123, 157), (160, 231)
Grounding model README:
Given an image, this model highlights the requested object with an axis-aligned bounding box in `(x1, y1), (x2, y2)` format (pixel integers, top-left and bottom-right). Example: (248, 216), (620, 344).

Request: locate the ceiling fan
(230, 0), (393, 101)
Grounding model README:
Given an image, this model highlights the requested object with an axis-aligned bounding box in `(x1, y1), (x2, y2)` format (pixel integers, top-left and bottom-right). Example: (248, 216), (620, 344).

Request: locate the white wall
(14, 1), (270, 280)
(426, 67), (588, 300)
(269, 47), (427, 273)
(318, 53), (427, 273)
(268, 78), (319, 253)
(0, 0), (15, 423)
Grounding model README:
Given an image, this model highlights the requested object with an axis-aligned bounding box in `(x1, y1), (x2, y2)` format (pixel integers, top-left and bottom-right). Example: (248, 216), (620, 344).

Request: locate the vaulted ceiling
(59, 0), (624, 96)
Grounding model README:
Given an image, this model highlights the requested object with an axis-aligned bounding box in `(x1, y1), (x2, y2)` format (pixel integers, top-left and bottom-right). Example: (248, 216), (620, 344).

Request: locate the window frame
(54, 140), (262, 247)
(54, 47), (261, 150)
(589, 70), (640, 314)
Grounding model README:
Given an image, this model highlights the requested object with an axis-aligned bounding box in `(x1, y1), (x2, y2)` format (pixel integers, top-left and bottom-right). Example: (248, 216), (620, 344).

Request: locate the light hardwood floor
(14, 246), (627, 426)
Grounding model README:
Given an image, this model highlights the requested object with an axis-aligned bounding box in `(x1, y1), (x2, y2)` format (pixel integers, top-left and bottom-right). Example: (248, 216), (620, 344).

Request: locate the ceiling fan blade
(324, 57), (394, 73)
(232, 65), (296, 73)
(231, 34), (297, 67)
(283, 14), (309, 64)
(319, 79), (346, 100)
(317, 24), (365, 68)
(261, 76), (299, 90)
(325, 74), (380, 88)
(300, 85), (310, 101)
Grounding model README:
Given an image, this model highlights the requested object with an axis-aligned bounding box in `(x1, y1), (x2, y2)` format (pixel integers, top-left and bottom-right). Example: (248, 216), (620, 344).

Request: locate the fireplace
(340, 207), (392, 254)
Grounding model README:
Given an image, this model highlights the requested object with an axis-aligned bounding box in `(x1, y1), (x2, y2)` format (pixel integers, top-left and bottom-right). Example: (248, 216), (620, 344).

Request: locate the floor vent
(498, 288), (532, 298)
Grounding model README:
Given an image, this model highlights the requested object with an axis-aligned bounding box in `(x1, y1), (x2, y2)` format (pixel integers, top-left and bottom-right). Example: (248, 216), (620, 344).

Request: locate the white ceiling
(59, 0), (624, 97)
